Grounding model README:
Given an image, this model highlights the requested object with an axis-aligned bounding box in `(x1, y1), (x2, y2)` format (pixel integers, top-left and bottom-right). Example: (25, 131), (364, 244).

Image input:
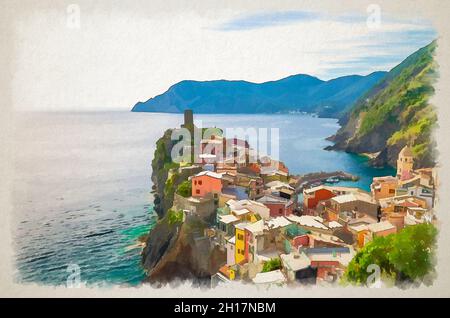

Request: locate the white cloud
(11, 7), (436, 111)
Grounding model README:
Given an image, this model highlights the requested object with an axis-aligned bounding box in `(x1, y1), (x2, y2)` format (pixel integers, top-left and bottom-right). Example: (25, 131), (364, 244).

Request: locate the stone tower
(397, 145), (414, 180)
(183, 109), (193, 128)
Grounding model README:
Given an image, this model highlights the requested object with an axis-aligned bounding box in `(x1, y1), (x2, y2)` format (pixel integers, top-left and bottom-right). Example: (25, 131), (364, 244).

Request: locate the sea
(12, 111), (395, 286)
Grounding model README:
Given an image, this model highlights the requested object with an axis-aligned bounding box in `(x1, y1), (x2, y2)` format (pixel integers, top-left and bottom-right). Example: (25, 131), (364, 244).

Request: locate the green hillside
(329, 40), (438, 168)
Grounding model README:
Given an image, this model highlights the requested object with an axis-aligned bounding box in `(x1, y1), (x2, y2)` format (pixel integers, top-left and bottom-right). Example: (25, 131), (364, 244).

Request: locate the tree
(343, 223), (437, 286)
(388, 223), (437, 280)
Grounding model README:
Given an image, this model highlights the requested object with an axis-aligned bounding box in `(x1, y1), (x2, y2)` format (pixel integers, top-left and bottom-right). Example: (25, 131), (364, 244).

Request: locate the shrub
(167, 209), (184, 225)
(262, 257), (282, 273)
(176, 180), (192, 198)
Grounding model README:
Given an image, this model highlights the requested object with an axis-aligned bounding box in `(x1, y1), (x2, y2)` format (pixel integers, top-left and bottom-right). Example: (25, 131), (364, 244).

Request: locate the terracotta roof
(397, 200), (420, 208)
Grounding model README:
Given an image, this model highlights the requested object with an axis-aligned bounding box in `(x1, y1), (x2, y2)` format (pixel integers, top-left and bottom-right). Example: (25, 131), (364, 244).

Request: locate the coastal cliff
(142, 214), (225, 284)
(150, 128), (178, 218)
(327, 41), (438, 168)
(142, 129), (225, 283)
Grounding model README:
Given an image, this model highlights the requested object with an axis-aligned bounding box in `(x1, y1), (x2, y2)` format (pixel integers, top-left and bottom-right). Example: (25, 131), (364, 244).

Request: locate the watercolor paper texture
(1, 0), (450, 297)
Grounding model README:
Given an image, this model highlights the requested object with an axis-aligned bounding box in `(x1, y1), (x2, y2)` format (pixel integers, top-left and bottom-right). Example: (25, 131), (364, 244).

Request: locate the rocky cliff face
(142, 130), (225, 284)
(151, 129), (176, 218)
(142, 215), (225, 284)
(327, 41), (438, 168)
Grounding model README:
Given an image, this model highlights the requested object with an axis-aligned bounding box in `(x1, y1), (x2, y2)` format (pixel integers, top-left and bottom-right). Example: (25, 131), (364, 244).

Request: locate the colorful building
(303, 186), (336, 212)
(257, 194), (294, 217)
(234, 223), (248, 264)
(371, 176), (398, 201)
(397, 145), (414, 181)
(325, 192), (378, 222)
(227, 199), (271, 220)
(280, 252), (313, 283)
(396, 181), (434, 209)
(305, 247), (354, 283)
(244, 220), (265, 263)
(367, 220), (397, 238)
(191, 171), (223, 197)
(226, 237), (236, 266)
(303, 185), (369, 214)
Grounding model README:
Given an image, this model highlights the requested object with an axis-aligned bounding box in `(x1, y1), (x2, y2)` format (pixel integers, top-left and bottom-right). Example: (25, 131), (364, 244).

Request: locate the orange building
(303, 186), (336, 211)
(371, 176), (398, 201)
(191, 171), (223, 197)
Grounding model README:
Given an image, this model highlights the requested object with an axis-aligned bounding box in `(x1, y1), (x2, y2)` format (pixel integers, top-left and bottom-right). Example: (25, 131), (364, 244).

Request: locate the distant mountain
(328, 40), (438, 168)
(132, 72), (387, 117)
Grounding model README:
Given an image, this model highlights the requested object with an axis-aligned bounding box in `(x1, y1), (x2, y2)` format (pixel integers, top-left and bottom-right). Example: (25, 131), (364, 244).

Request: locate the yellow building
(397, 145), (414, 180)
(234, 223), (247, 264)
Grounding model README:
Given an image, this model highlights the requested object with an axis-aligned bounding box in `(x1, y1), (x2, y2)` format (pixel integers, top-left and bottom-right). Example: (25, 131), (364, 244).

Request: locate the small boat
(325, 177), (340, 183)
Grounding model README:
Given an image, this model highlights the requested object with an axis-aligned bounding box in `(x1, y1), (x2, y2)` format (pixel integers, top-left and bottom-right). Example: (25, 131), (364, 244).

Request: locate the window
(238, 234), (244, 240)
(279, 208), (283, 215)
(194, 180), (197, 185)
(198, 180), (202, 185)
(241, 250), (245, 255)
(196, 189), (200, 194)
(389, 189), (395, 194)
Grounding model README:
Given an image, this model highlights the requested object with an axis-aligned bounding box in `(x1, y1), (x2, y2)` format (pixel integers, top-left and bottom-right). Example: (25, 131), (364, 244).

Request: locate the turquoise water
(12, 112), (395, 286)
(194, 114), (396, 191)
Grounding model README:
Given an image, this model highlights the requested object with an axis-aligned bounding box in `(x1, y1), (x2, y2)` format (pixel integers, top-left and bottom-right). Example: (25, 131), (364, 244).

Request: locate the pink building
(256, 194), (294, 217)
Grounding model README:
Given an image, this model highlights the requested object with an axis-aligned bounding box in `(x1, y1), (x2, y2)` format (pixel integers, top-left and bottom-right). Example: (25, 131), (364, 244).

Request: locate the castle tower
(397, 145), (414, 180)
(183, 109), (193, 128)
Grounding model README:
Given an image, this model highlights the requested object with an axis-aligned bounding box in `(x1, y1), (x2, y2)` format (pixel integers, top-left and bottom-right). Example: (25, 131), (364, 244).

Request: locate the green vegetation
(343, 40), (438, 167)
(262, 257), (282, 273)
(164, 172), (178, 198)
(176, 180), (192, 198)
(343, 223), (438, 286)
(167, 209), (184, 225)
(202, 127), (223, 137)
(354, 42), (436, 135)
(164, 161), (180, 171)
(152, 129), (189, 217)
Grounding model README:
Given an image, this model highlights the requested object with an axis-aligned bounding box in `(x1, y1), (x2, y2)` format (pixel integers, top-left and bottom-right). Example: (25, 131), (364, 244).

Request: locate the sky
(9, 2), (437, 111)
